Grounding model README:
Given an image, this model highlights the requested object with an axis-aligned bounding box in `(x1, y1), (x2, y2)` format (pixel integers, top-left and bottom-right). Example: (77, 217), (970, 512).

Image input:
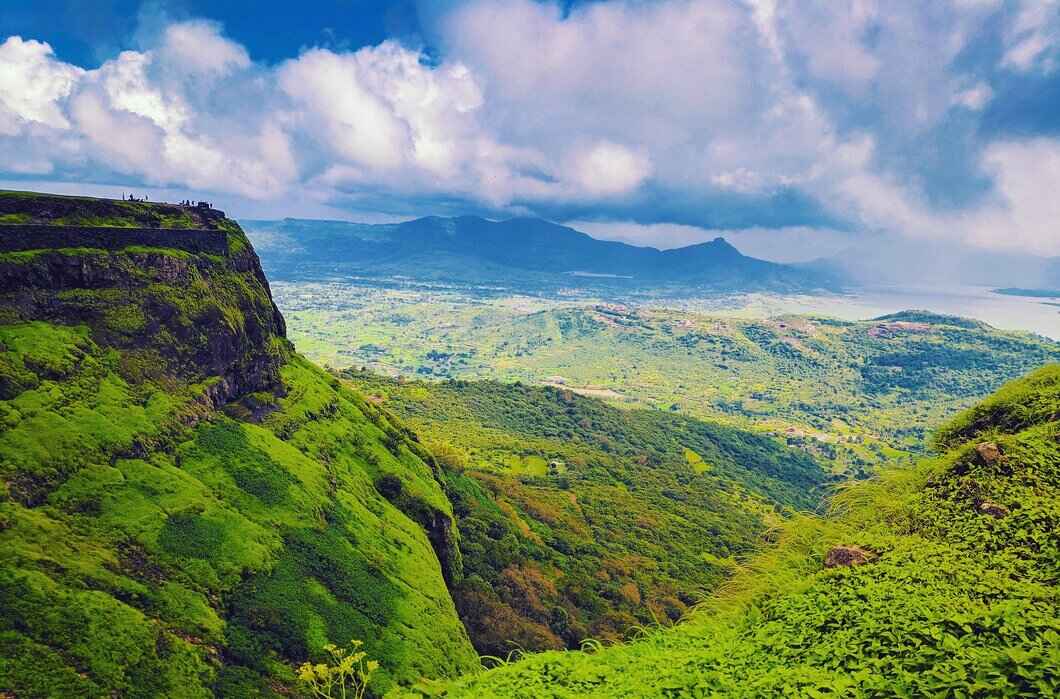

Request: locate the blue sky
(1, 0), (1059, 259)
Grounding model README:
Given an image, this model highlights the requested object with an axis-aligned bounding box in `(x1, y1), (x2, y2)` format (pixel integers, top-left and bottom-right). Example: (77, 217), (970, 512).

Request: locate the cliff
(0, 192), (287, 411)
(0, 191), (477, 697)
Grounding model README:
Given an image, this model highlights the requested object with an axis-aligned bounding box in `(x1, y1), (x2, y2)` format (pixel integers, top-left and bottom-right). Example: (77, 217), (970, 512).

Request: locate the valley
(271, 279), (1060, 476)
(342, 374), (828, 657)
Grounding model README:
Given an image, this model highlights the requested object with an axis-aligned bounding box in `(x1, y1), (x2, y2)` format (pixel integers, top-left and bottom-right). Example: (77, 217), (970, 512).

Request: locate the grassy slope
(409, 365), (1060, 698)
(0, 197), (477, 697)
(346, 374), (829, 658)
(273, 283), (1060, 476)
(0, 189), (240, 230)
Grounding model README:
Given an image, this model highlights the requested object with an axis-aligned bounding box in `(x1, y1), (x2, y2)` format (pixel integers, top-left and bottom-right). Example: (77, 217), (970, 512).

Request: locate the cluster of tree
(345, 371), (832, 656)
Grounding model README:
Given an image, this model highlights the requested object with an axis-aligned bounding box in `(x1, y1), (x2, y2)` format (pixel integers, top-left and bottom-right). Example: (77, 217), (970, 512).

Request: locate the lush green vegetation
(4, 193), (1057, 697)
(0, 189), (239, 230)
(298, 640), (379, 699)
(345, 373), (829, 658)
(275, 282), (1060, 476)
(404, 365), (1060, 697)
(0, 195), (477, 697)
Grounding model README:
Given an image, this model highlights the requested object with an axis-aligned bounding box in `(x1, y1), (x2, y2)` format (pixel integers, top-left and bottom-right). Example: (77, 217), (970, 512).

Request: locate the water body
(662, 285), (1060, 340)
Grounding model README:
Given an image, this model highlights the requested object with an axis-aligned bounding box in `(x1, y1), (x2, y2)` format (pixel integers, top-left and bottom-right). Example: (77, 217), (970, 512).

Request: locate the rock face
(0, 191), (477, 697)
(0, 216), (288, 406)
(824, 544), (875, 568)
(0, 224), (230, 255)
(978, 501), (1010, 518)
(976, 442), (1002, 465)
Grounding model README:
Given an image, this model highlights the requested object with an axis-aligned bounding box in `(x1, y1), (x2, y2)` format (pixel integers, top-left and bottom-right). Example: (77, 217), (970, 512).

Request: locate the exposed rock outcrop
(0, 224), (229, 255)
(976, 441), (1002, 465)
(978, 501), (1010, 518)
(824, 544), (875, 568)
(0, 211), (289, 399)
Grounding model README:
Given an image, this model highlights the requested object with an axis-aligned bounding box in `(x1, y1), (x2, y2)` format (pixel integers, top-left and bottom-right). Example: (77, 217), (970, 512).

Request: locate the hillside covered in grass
(0, 192), (477, 697)
(345, 374), (829, 658)
(0, 189), (240, 230)
(412, 366), (1060, 697)
(272, 281), (1060, 476)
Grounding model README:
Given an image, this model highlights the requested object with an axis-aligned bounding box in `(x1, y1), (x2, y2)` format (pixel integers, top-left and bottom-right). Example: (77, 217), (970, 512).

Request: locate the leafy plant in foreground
(297, 640), (379, 699)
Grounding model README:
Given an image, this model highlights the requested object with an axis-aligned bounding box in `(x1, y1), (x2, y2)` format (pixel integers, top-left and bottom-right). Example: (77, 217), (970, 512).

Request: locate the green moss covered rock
(0, 192), (477, 697)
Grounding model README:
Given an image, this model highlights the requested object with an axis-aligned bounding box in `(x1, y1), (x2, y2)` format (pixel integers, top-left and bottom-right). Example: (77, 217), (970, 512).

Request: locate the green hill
(0, 192), (477, 697)
(407, 366), (1060, 697)
(275, 286), (1060, 476)
(344, 374), (830, 658)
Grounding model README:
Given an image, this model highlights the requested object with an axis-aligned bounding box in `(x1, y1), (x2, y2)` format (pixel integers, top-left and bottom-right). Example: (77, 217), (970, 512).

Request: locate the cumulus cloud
(764, 0), (1003, 132)
(0, 0), (1058, 257)
(567, 142), (652, 197)
(0, 37), (82, 135)
(965, 139), (1060, 255)
(442, 0), (832, 195)
(157, 20), (251, 79)
(0, 22), (298, 197)
(802, 133), (1060, 257)
(279, 41), (493, 183)
(280, 46), (416, 171)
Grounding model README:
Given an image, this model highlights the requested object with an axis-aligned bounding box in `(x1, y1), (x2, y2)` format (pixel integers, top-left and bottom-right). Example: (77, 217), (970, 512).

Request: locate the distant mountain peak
(243, 214), (837, 292)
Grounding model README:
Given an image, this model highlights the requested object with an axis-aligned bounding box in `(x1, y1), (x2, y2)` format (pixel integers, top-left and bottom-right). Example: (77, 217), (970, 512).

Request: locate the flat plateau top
(0, 190), (232, 231)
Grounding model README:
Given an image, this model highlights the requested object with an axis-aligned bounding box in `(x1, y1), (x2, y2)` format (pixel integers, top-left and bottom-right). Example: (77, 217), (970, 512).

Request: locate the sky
(1, 0), (1059, 262)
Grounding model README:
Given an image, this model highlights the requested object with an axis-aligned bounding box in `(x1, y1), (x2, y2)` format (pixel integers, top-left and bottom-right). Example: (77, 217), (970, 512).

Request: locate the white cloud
(1002, 0), (1059, 72)
(278, 41), (489, 180)
(69, 87), (165, 173)
(94, 50), (182, 129)
(770, 1), (881, 93)
(801, 134), (1060, 257)
(0, 36), (82, 134)
(567, 141), (651, 197)
(157, 21), (251, 79)
(0, 23), (297, 198)
(441, 0), (838, 197)
(965, 139), (1060, 255)
(953, 82), (994, 110)
(765, 0), (1005, 133)
(0, 1), (1057, 259)
(276, 41), (561, 208)
(279, 47), (414, 171)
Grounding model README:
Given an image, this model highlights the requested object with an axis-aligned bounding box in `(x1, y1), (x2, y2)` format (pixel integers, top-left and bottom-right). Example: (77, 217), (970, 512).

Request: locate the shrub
(297, 641), (379, 699)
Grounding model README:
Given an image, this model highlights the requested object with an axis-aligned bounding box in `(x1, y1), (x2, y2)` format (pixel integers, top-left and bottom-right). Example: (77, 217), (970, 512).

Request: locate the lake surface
(655, 285), (1060, 340)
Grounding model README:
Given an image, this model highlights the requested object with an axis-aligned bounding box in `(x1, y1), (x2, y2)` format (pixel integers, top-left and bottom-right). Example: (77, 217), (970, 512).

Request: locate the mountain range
(243, 216), (837, 292)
